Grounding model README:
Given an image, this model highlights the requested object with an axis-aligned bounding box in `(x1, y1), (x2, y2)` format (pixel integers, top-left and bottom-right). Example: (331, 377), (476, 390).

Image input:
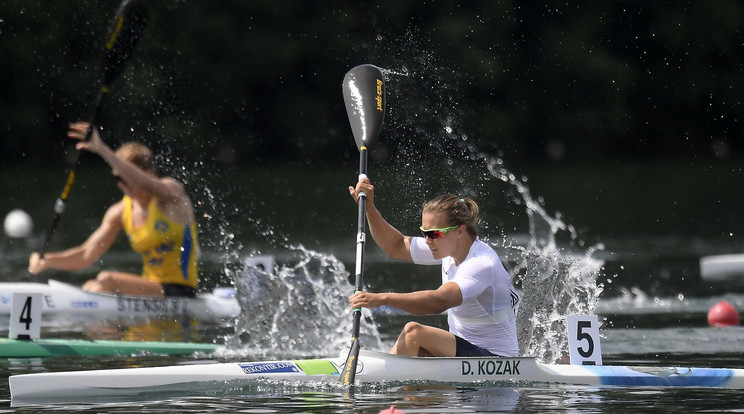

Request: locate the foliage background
(0, 1), (742, 168)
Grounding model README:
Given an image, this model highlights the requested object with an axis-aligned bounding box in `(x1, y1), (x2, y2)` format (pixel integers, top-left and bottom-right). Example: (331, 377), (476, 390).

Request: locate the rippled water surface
(3, 160), (744, 412)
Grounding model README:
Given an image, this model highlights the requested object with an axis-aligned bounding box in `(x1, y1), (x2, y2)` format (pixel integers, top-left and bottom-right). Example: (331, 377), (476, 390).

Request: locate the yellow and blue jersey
(121, 196), (198, 289)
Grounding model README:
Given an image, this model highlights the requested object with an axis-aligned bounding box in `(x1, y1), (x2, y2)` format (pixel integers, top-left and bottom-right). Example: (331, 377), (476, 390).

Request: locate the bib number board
(566, 314), (602, 366)
(9, 293), (43, 340)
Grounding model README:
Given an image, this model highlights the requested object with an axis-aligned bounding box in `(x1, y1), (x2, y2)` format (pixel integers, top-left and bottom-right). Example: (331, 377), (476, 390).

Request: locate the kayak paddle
(339, 64), (386, 385)
(39, 0), (148, 258)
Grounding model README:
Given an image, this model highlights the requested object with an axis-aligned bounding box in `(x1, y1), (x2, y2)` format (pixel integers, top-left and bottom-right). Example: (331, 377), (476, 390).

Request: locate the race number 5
(566, 314), (602, 366)
(9, 293), (43, 340)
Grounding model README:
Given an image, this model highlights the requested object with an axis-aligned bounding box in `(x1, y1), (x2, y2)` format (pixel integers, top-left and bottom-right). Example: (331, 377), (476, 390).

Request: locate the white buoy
(3, 209), (33, 238)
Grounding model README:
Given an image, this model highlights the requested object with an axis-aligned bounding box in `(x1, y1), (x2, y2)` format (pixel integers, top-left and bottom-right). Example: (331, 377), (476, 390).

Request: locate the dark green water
(2, 160), (744, 412)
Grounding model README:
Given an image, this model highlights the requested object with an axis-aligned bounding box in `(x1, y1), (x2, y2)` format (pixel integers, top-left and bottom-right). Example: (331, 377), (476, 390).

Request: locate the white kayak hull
(0, 279), (240, 320)
(0, 256), (274, 322)
(10, 350), (744, 401)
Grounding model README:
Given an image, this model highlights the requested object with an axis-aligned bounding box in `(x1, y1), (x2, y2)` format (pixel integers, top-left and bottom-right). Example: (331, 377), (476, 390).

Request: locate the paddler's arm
(28, 202), (123, 274)
(349, 282), (463, 315)
(349, 177), (413, 262)
(95, 146), (190, 222)
(68, 122), (195, 225)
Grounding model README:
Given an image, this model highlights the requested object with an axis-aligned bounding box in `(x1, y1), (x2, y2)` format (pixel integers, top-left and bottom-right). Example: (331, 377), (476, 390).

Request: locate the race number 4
(566, 314), (602, 366)
(9, 293), (43, 340)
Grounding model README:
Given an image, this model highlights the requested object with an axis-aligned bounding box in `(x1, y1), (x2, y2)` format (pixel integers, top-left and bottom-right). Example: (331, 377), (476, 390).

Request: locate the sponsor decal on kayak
(239, 362), (300, 375)
(70, 300), (99, 309)
(115, 296), (189, 313)
(461, 359), (521, 376)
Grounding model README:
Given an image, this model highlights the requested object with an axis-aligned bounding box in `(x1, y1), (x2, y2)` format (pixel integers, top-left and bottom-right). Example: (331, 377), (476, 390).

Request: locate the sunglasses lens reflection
(421, 230), (443, 239)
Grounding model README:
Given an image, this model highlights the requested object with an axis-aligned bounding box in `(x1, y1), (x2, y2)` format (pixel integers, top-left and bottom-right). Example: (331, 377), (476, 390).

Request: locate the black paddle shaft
(39, 0), (147, 258)
(354, 148), (368, 293)
(340, 64), (385, 385)
(350, 147), (369, 335)
(341, 147), (368, 385)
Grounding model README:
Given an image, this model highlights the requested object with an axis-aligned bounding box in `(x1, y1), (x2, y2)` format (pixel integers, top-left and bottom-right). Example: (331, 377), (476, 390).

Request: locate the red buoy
(378, 406), (405, 414)
(707, 301), (740, 327)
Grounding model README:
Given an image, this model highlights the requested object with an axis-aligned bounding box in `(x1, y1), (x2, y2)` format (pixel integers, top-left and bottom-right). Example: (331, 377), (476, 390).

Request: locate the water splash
(156, 153), (378, 358)
(226, 245), (384, 358)
(483, 157), (605, 363)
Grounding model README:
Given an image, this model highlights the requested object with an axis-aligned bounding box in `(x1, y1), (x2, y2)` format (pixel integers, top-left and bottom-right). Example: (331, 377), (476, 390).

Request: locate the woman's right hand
(348, 177), (375, 205)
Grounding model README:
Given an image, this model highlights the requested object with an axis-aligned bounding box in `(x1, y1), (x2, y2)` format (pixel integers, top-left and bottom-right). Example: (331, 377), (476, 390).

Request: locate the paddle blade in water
(340, 337), (360, 385)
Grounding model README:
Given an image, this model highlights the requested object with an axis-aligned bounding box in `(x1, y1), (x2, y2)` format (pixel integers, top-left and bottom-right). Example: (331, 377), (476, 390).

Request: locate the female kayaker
(348, 177), (519, 357)
(28, 122), (199, 298)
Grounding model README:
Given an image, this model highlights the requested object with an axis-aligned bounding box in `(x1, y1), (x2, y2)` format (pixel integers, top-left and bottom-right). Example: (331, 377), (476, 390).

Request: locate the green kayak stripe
(0, 338), (220, 358)
(38, 343), (80, 356)
(294, 359), (339, 375)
